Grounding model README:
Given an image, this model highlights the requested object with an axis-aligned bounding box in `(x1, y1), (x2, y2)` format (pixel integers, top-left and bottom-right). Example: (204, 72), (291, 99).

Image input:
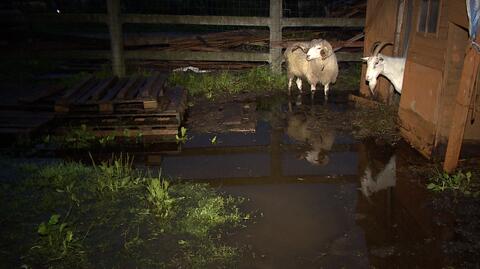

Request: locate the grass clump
(0, 156), (248, 268)
(168, 66), (287, 98)
(427, 169), (479, 196)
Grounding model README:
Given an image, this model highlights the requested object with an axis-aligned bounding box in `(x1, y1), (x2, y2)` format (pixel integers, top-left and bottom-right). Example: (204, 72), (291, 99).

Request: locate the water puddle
(136, 95), (453, 267)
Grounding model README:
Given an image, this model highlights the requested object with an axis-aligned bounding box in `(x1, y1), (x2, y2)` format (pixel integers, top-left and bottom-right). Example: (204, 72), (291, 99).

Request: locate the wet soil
(154, 92), (479, 268)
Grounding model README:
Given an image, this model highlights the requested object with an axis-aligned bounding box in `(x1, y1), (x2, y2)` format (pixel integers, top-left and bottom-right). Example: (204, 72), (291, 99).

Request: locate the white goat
(362, 42), (406, 95)
(284, 39), (339, 99)
(360, 155), (396, 198)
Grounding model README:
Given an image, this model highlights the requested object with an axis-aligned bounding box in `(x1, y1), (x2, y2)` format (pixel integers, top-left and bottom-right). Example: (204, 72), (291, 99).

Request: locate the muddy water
(145, 96), (453, 268)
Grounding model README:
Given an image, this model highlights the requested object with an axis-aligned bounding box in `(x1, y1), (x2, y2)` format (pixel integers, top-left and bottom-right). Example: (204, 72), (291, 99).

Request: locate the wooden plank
(91, 124), (179, 130)
(91, 76), (118, 101)
(122, 14), (270, 27)
(151, 74), (167, 98)
(100, 77), (129, 102)
(115, 75), (141, 99)
(55, 78), (98, 113)
(91, 128), (178, 137)
(125, 77), (146, 99)
(75, 78), (112, 104)
(99, 103), (114, 113)
(443, 40), (480, 172)
(138, 73), (160, 98)
(57, 75), (94, 104)
(165, 86), (186, 112)
(348, 94), (382, 108)
(398, 107), (436, 158)
(143, 100), (158, 110)
(9, 50), (362, 62)
(282, 17), (365, 28)
(58, 111), (181, 119)
(66, 79), (99, 104)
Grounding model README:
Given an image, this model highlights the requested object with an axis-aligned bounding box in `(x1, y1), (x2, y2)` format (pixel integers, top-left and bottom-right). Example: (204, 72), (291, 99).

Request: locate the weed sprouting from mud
(27, 214), (87, 268)
(175, 126), (189, 143)
(0, 155), (249, 268)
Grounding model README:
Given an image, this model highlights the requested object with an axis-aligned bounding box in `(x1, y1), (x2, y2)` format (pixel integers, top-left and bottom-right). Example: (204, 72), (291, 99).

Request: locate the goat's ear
(361, 57), (369, 62)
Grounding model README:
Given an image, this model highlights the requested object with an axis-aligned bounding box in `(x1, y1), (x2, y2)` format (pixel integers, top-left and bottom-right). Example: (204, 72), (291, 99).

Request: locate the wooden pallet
(55, 73), (168, 113)
(55, 86), (188, 141)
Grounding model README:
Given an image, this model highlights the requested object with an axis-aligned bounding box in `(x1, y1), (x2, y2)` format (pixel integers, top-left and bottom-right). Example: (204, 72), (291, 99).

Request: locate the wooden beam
(122, 14), (270, 27)
(282, 17), (365, 28)
(7, 50), (362, 62)
(107, 0), (126, 77)
(29, 13), (107, 23)
(269, 0), (282, 72)
(16, 14), (365, 29)
(126, 50), (270, 62)
(443, 40), (480, 172)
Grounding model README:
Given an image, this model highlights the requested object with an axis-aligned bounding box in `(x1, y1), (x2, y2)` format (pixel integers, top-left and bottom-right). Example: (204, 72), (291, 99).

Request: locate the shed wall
(398, 0), (448, 157)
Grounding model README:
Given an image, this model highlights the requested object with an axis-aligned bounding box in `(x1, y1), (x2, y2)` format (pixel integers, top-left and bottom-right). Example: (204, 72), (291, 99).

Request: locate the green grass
(168, 66), (287, 98)
(0, 156), (248, 268)
(336, 62), (362, 90)
(427, 169), (479, 196)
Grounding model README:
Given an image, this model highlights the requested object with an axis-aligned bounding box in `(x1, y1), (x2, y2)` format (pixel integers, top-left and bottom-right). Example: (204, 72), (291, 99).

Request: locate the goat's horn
(371, 41), (393, 56)
(291, 43), (309, 53)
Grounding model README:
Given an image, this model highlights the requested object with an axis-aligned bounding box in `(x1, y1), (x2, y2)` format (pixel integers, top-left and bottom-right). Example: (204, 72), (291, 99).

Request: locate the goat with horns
(362, 42), (406, 95)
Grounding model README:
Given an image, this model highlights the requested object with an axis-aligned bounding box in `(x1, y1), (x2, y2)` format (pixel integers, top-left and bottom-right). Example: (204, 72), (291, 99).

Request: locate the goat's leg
(310, 84), (316, 101)
(288, 77), (293, 96)
(296, 78), (303, 93)
(324, 83), (330, 100)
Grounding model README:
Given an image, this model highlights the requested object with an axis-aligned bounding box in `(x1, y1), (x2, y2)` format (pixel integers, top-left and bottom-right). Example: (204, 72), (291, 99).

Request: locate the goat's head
(362, 41), (392, 94)
(306, 39), (333, 61)
(292, 39), (332, 61)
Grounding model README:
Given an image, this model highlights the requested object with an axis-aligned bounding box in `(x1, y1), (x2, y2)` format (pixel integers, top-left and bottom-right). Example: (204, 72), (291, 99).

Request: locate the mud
(153, 92), (479, 268)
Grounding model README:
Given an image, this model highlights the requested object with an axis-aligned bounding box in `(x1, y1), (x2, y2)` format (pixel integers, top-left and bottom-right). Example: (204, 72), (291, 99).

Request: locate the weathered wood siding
(399, 0), (448, 157)
(435, 22), (468, 150)
(399, 0), (480, 158)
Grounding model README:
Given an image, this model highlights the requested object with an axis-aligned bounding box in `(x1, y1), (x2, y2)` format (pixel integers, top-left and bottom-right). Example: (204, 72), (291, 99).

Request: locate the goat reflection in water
(359, 155), (396, 199)
(286, 111), (335, 166)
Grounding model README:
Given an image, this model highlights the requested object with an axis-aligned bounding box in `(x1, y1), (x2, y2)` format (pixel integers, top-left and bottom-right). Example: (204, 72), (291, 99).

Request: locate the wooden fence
(3, 0), (365, 76)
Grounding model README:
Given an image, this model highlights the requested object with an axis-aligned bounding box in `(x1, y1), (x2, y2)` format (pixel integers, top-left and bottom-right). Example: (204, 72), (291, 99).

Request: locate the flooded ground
(1, 90), (477, 268)
(136, 93), (463, 268)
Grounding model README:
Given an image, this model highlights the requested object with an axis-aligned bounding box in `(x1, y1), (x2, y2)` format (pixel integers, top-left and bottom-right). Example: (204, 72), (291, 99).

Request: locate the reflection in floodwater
(286, 112), (335, 166)
(359, 155), (396, 199)
(141, 96), (455, 268)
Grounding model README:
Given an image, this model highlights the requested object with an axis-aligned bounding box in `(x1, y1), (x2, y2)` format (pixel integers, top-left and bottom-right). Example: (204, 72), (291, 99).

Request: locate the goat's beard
(367, 78), (377, 95)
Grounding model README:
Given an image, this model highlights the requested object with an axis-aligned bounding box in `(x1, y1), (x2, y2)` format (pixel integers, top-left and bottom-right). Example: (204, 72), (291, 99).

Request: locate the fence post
(107, 0), (126, 77)
(269, 0), (282, 73)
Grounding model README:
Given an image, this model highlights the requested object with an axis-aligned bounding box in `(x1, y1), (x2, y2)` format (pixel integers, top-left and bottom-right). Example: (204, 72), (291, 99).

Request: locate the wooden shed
(361, 0), (480, 160)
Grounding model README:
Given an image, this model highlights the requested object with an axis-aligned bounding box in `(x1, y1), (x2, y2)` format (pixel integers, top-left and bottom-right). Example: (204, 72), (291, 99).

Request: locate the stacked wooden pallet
(54, 73), (167, 113)
(55, 73), (187, 140)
